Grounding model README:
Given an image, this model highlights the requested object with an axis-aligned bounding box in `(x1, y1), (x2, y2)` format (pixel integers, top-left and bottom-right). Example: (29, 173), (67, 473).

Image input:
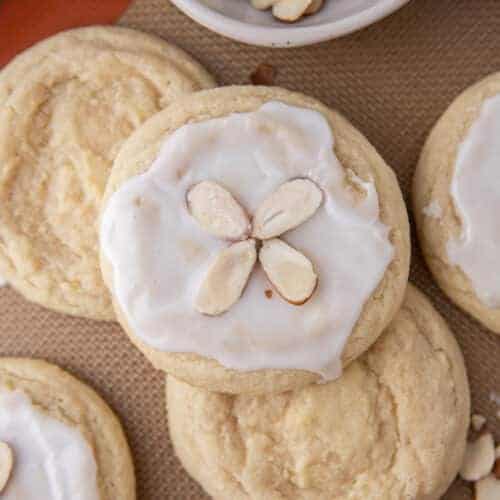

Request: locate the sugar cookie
(0, 26), (215, 319)
(167, 285), (470, 500)
(0, 358), (135, 499)
(101, 86), (410, 394)
(414, 72), (500, 333)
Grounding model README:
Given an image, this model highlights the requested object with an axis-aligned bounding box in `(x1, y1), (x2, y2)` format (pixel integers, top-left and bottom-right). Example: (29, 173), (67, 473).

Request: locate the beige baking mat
(1, 0), (499, 498)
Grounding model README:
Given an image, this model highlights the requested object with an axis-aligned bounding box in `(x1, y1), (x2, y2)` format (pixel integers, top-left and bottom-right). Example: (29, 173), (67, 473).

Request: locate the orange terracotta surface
(0, 0), (132, 67)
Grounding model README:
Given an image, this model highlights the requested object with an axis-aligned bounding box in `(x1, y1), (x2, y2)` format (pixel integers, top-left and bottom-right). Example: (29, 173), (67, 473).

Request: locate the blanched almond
(187, 181), (250, 240)
(252, 179), (323, 239)
(0, 442), (13, 493)
(259, 239), (317, 305)
(475, 474), (500, 500)
(460, 433), (495, 482)
(251, 0), (275, 9)
(196, 240), (257, 316)
(273, 0), (312, 21)
(304, 0), (323, 15)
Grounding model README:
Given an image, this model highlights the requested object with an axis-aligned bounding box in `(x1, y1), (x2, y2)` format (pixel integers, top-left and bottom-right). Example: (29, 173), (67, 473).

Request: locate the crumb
(472, 414), (487, 432)
(265, 289), (273, 299)
(422, 200), (442, 219)
(489, 392), (500, 406)
(250, 64), (276, 86)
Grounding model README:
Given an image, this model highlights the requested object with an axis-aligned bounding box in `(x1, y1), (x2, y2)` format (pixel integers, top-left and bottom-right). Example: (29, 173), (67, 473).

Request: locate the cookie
(413, 72), (500, 333)
(0, 25), (215, 320)
(167, 285), (470, 500)
(0, 357), (135, 499)
(100, 86), (410, 394)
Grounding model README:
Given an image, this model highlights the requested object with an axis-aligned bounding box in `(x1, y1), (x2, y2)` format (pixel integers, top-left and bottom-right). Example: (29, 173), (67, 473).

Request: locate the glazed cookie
(100, 86), (410, 394)
(0, 26), (215, 320)
(167, 285), (470, 500)
(0, 358), (135, 499)
(414, 72), (500, 333)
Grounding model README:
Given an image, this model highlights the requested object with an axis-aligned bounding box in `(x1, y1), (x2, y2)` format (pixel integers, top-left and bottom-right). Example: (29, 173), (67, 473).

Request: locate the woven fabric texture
(2, 0), (500, 498)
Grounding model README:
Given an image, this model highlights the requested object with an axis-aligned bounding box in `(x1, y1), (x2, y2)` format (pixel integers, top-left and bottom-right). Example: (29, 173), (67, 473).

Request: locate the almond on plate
(304, 0), (323, 15)
(0, 441), (13, 493)
(187, 181), (250, 241)
(196, 239), (257, 316)
(251, 0), (275, 9)
(272, 0), (313, 21)
(259, 238), (317, 305)
(252, 179), (323, 239)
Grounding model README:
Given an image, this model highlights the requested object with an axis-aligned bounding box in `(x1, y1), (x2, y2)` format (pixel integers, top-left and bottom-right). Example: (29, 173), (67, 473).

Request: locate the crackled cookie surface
(0, 25), (215, 320)
(0, 358), (134, 499)
(100, 86), (410, 394)
(167, 285), (470, 500)
(414, 72), (500, 333)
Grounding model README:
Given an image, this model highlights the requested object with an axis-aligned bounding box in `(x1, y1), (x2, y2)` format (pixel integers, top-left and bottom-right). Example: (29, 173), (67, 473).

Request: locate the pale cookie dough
(0, 358), (135, 499)
(100, 86), (410, 394)
(413, 72), (500, 333)
(167, 285), (470, 500)
(0, 26), (215, 320)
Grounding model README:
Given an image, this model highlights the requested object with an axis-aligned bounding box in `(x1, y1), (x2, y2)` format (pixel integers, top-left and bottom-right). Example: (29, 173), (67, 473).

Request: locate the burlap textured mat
(2, 0), (500, 498)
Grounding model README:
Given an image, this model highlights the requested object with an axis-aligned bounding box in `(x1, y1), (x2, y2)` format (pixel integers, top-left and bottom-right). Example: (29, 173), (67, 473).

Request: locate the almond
(252, 179), (323, 240)
(251, 0), (275, 9)
(259, 238), (317, 305)
(460, 433), (496, 482)
(0, 441), (13, 493)
(187, 181), (250, 241)
(304, 0), (323, 15)
(272, 0), (312, 21)
(475, 474), (500, 500)
(196, 240), (257, 316)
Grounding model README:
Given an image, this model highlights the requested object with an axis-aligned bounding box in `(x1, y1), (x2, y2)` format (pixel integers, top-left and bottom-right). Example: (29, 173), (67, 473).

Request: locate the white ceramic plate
(170, 0), (410, 47)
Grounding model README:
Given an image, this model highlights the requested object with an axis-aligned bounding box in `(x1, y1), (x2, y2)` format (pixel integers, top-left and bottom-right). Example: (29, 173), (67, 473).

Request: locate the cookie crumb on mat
(489, 391), (500, 406)
(472, 414), (487, 432)
(250, 63), (276, 86)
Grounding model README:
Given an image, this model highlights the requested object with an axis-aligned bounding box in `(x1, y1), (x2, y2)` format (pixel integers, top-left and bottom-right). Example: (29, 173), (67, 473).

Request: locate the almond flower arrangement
(187, 179), (323, 316)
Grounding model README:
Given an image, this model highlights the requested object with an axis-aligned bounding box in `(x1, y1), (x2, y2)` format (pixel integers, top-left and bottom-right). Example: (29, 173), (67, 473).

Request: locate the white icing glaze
(101, 102), (394, 380)
(423, 200), (442, 219)
(448, 95), (500, 308)
(0, 390), (99, 500)
(0, 275), (7, 287)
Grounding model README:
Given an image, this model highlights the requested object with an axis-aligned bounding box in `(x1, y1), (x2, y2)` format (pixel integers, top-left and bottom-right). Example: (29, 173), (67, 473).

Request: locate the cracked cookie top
(166, 285), (470, 500)
(0, 26), (215, 320)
